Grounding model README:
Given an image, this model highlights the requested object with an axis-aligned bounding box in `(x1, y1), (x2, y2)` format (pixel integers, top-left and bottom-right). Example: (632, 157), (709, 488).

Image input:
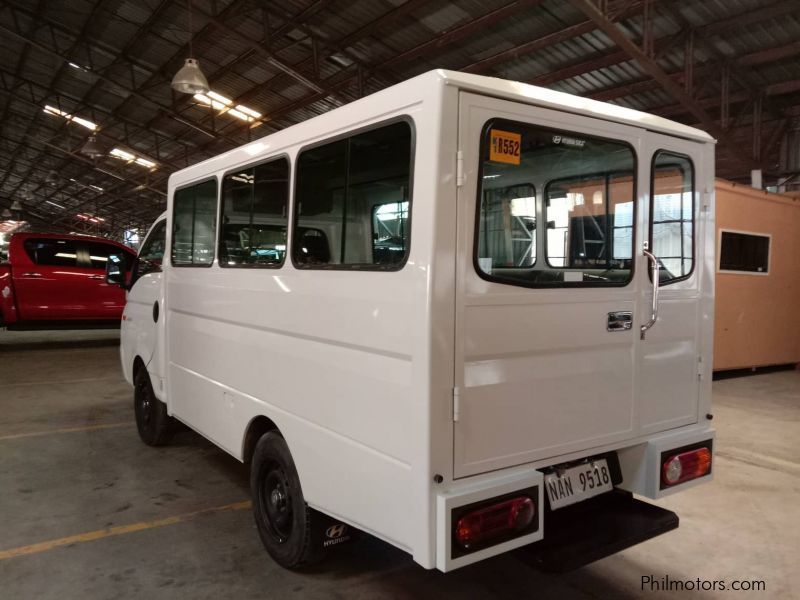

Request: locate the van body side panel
(165, 94), (435, 553)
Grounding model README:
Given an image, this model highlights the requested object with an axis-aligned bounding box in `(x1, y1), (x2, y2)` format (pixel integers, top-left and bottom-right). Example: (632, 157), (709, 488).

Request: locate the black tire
(251, 432), (322, 569)
(134, 368), (174, 446)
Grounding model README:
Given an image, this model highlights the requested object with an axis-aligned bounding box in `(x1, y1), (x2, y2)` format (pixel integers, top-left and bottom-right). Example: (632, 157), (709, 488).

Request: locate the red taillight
(455, 496), (535, 549)
(662, 447), (712, 486)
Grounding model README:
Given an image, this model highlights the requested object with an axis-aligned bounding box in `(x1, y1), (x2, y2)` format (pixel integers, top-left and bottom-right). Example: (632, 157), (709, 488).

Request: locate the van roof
(436, 69), (715, 144)
(171, 69), (714, 188)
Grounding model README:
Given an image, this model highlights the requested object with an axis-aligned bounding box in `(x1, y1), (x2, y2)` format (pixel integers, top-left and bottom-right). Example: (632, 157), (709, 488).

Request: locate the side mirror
(106, 253), (128, 288)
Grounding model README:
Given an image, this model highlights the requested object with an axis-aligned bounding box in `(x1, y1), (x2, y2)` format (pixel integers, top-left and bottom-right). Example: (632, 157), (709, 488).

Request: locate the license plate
(545, 459), (613, 510)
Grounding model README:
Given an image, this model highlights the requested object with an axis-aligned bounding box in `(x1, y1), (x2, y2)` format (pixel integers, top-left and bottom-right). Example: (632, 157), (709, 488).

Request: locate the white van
(109, 70), (716, 572)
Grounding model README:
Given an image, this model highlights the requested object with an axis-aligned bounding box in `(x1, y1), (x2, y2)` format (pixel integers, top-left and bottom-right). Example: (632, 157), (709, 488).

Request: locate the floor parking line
(0, 500), (252, 560)
(6, 377), (122, 387)
(0, 422), (134, 441)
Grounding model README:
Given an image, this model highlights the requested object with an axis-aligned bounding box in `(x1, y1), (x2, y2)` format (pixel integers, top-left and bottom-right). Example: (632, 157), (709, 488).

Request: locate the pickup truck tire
(134, 368), (174, 446)
(251, 431), (322, 569)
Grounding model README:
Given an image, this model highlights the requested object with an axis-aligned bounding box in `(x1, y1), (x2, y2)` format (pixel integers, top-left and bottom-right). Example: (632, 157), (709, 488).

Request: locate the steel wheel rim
(136, 379), (154, 427)
(261, 462), (293, 543)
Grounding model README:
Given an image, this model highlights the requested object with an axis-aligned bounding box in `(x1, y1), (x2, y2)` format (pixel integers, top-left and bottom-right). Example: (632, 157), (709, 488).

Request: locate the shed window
(719, 231), (769, 274)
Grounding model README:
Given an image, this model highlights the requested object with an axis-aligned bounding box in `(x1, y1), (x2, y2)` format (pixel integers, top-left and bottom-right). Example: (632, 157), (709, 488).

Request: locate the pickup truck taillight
(662, 447), (712, 487)
(454, 496), (535, 550)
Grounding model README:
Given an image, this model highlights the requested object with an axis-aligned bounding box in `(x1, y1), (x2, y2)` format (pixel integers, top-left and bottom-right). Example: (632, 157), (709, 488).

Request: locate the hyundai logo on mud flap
(323, 523), (350, 547)
(326, 524), (347, 539)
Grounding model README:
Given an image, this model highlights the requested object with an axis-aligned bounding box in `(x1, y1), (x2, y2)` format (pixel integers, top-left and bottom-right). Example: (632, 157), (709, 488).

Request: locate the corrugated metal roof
(1, 0), (799, 233)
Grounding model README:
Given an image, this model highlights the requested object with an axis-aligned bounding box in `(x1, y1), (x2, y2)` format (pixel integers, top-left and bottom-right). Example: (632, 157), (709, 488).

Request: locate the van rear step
(522, 489), (678, 572)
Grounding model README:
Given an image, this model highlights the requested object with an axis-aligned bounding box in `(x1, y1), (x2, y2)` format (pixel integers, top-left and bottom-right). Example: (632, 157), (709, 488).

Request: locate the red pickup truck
(0, 232), (136, 329)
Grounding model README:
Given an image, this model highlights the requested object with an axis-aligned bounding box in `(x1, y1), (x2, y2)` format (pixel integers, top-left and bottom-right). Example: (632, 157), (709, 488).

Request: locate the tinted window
(172, 179), (217, 266)
(83, 242), (119, 270)
(650, 152), (694, 283)
(719, 231), (769, 273)
(476, 121), (635, 286)
(136, 220), (167, 278)
(23, 239), (78, 267)
(293, 120), (413, 269)
(220, 157), (289, 267)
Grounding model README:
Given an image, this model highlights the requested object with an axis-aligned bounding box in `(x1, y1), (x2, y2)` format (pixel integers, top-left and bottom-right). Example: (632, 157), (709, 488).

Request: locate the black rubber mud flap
(522, 489), (679, 572)
(309, 509), (361, 553)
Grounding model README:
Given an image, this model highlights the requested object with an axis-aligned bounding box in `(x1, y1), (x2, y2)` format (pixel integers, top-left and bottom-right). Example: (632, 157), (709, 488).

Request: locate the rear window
(23, 239), (78, 267)
(475, 120), (636, 287)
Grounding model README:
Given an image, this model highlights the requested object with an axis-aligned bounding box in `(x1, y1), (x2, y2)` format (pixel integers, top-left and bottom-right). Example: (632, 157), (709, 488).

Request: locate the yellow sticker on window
(489, 129), (521, 165)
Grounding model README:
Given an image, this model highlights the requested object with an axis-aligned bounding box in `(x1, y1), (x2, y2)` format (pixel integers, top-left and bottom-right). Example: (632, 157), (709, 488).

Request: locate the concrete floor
(1, 330), (798, 599)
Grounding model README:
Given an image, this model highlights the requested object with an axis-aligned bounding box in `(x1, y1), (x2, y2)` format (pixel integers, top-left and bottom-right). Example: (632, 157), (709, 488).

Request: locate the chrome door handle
(21, 272), (42, 278)
(607, 311), (633, 331)
(641, 241), (660, 340)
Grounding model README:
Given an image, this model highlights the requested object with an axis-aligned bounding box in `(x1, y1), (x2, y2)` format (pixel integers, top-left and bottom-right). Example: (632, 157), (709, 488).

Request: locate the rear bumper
(617, 426), (715, 499)
(523, 489), (679, 572)
(435, 468), (544, 571)
(434, 426), (714, 571)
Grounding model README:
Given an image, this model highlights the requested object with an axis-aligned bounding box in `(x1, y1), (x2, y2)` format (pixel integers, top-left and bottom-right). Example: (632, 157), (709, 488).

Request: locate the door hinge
(456, 150), (465, 187)
(702, 188), (711, 213)
(453, 386), (461, 422)
(697, 356), (704, 380)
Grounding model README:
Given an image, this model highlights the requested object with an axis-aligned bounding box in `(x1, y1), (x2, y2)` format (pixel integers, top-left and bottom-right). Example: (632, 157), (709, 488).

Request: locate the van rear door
(453, 92), (703, 478)
(637, 132), (708, 434)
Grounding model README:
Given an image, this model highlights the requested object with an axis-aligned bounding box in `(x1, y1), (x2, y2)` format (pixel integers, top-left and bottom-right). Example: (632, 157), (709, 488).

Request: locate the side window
(650, 152), (694, 283)
(171, 179), (217, 266)
(293, 120), (413, 269)
(219, 157), (289, 267)
(476, 120), (635, 287)
(82, 242), (120, 270)
(23, 239), (78, 267)
(136, 220), (167, 278)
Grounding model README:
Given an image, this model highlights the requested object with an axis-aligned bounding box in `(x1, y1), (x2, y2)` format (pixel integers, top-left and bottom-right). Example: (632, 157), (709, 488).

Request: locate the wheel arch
(242, 415), (281, 464)
(132, 355), (147, 383)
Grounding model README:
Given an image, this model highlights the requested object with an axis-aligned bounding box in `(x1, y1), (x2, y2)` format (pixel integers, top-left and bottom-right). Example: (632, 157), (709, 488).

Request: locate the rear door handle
(607, 311), (633, 332)
(21, 272), (42, 278)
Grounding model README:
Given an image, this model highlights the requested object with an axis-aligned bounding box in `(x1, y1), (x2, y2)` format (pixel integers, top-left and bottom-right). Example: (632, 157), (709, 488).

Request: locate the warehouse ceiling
(1, 0), (799, 239)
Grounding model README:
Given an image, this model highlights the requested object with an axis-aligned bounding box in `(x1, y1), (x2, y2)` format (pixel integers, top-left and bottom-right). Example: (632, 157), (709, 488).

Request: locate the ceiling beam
(463, 0), (649, 75)
(694, 0), (800, 38)
(588, 40), (800, 103)
(381, 0), (547, 71)
(567, 0), (754, 168)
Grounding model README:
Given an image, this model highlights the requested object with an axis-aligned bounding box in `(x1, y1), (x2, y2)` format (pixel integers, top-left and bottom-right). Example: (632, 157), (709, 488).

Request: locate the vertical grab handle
(641, 241), (660, 340)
